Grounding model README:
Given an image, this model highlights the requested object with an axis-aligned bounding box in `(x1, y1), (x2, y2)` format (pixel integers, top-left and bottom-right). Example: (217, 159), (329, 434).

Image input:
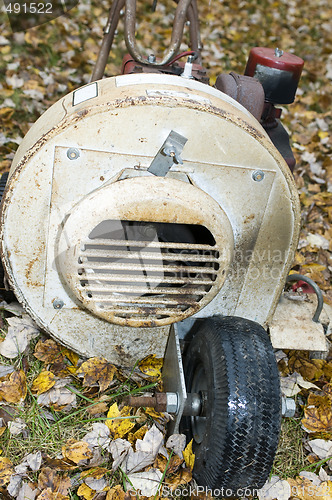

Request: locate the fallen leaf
(106, 485), (126, 500)
(37, 467), (71, 497)
(287, 476), (332, 500)
(183, 439), (195, 470)
(166, 434), (186, 459)
(0, 370), (27, 403)
(8, 418), (27, 436)
(77, 483), (96, 500)
(126, 468), (162, 497)
(308, 439), (332, 460)
(77, 357), (117, 392)
(258, 475), (291, 500)
(17, 483), (38, 500)
(34, 339), (64, 364)
(25, 451), (42, 472)
(82, 423), (111, 450)
(37, 378), (76, 411)
(302, 393), (332, 433)
(106, 403), (135, 438)
(121, 425), (164, 474)
(31, 371), (56, 395)
(62, 439), (94, 465)
(0, 457), (14, 486)
(0, 316), (39, 358)
(109, 439), (132, 471)
(138, 355), (163, 378)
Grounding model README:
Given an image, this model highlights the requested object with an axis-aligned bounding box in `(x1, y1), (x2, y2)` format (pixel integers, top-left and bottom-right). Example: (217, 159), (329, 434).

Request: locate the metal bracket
(148, 130), (188, 177)
(162, 325), (187, 434)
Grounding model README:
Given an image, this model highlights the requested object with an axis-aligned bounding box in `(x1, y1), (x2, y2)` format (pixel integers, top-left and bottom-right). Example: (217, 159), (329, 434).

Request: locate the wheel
(180, 315), (281, 491)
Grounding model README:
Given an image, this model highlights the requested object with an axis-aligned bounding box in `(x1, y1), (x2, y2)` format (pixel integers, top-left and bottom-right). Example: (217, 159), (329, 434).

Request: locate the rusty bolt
(124, 393), (167, 412)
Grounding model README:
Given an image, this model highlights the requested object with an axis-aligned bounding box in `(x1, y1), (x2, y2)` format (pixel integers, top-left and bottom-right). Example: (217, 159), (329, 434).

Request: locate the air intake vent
(77, 220), (221, 327)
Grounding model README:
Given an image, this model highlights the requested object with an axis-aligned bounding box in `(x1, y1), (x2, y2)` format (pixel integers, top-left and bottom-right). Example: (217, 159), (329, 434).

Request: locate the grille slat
(81, 284), (208, 295)
(78, 262), (218, 274)
(82, 295), (197, 306)
(84, 239), (218, 251)
(81, 249), (219, 263)
(77, 230), (222, 326)
(79, 273), (214, 285)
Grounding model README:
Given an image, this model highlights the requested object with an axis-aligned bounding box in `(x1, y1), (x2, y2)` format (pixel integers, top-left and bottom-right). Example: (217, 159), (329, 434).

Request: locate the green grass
(272, 416), (307, 479)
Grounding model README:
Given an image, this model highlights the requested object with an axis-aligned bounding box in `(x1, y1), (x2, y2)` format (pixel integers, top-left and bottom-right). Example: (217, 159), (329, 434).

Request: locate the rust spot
(244, 214), (255, 224)
(114, 344), (131, 361)
(25, 254), (41, 287)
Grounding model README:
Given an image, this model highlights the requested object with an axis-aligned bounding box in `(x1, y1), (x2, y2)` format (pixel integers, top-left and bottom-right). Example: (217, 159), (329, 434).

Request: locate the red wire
(166, 51), (196, 66)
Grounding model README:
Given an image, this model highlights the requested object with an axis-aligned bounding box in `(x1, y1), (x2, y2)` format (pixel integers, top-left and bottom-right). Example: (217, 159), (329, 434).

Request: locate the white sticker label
(73, 82), (98, 106)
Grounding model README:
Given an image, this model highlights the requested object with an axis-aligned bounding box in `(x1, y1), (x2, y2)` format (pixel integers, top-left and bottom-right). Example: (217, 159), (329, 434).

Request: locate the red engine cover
(245, 47), (304, 104)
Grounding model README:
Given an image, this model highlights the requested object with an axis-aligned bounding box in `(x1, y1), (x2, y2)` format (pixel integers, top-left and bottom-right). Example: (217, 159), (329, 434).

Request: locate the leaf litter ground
(0, 0), (332, 498)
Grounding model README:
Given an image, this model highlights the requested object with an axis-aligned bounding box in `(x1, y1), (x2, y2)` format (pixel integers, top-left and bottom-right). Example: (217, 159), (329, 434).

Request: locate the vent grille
(77, 222), (222, 326)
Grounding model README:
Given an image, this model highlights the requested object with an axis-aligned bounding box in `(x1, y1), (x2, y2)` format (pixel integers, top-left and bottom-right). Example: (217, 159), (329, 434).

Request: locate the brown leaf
(302, 393), (332, 433)
(42, 455), (77, 471)
(288, 352), (325, 381)
(36, 488), (69, 500)
(34, 340), (64, 364)
(37, 467), (71, 496)
(287, 477), (332, 500)
(0, 370), (27, 403)
(77, 357), (117, 392)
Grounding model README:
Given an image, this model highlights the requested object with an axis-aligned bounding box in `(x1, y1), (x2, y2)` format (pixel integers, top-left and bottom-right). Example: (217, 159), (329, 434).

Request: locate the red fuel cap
(245, 47), (304, 104)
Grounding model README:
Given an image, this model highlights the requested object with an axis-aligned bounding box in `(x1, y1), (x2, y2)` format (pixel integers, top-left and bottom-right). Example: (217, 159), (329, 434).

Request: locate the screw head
(53, 299), (64, 309)
(252, 170), (265, 182)
(274, 47), (284, 58)
(67, 147), (80, 160)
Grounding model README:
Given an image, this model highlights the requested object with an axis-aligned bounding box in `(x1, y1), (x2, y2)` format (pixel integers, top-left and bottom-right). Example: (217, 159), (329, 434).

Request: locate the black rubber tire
(180, 315), (281, 492)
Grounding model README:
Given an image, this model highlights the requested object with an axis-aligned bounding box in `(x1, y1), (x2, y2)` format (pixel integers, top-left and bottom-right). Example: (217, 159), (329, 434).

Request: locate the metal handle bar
(125, 0), (193, 66)
(91, 0), (201, 81)
(286, 273), (324, 323)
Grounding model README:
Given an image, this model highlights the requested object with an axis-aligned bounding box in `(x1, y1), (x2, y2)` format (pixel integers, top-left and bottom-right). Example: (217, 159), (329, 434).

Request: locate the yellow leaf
(144, 407), (165, 421)
(302, 393), (332, 433)
(287, 477), (332, 500)
(0, 427), (5, 437)
(106, 485), (126, 499)
(183, 439), (195, 470)
(77, 357), (117, 392)
(0, 370), (27, 403)
(0, 457), (14, 486)
(77, 483), (95, 500)
(127, 424), (149, 445)
(0, 107), (14, 121)
(62, 348), (79, 367)
(31, 371), (56, 395)
(80, 467), (109, 480)
(62, 439), (93, 465)
(106, 403), (135, 438)
(138, 355), (163, 378)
